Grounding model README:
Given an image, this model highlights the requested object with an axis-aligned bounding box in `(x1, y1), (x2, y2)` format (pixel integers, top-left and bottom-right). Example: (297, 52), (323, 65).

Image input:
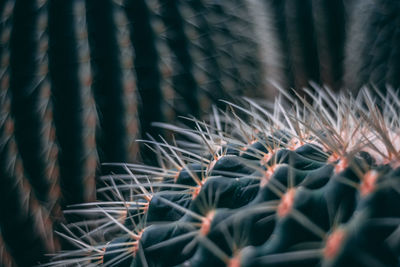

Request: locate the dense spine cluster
(47, 88), (400, 266)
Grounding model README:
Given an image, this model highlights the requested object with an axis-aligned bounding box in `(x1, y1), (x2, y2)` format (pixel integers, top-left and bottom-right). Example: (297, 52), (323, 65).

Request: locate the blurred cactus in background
(0, 0), (399, 265)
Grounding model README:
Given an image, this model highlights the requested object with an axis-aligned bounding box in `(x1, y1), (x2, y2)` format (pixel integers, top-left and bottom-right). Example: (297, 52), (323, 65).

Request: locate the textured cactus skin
(344, 0), (400, 92)
(0, 1), (265, 264)
(45, 87), (400, 267)
(1, 0), (400, 266)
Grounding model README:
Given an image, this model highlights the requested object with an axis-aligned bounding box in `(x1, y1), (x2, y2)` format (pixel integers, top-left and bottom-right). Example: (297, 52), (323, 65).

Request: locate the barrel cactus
(0, 0), (265, 265)
(1, 0), (400, 266)
(45, 87), (400, 266)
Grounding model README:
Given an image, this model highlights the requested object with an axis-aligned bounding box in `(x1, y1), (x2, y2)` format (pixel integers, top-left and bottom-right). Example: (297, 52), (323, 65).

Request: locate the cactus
(1, 0), (400, 265)
(344, 0), (400, 92)
(0, 0), (266, 264)
(46, 87), (400, 266)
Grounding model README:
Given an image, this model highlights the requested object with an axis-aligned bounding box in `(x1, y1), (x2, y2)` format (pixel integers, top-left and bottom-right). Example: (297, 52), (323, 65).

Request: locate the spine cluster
(48, 88), (400, 267)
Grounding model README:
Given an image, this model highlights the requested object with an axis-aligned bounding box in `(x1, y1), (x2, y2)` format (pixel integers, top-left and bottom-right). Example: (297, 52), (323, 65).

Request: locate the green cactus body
(46, 88), (400, 266)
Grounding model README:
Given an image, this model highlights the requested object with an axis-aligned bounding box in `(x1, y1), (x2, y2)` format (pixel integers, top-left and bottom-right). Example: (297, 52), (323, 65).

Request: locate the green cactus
(45, 87), (400, 266)
(0, 0), (266, 264)
(344, 0), (400, 92)
(1, 0), (400, 266)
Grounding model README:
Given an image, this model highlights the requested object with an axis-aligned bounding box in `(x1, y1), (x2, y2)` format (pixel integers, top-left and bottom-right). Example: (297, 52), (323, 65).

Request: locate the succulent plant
(0, 0), (265, 264)
(46, 88), (400, 266)
(1, 0), (400, 266)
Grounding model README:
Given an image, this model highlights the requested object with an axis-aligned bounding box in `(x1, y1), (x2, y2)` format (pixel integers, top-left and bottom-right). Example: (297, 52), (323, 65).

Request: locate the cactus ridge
(45, 87), (400, 266)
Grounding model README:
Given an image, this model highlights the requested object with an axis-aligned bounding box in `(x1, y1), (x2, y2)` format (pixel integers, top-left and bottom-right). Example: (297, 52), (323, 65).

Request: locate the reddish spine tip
(200, 210), (215, 236)
(228, 254), (241, 267)
(360, 170), (379, 196)
(277, 188), (296, 218)
(324, 229), (346, 260)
